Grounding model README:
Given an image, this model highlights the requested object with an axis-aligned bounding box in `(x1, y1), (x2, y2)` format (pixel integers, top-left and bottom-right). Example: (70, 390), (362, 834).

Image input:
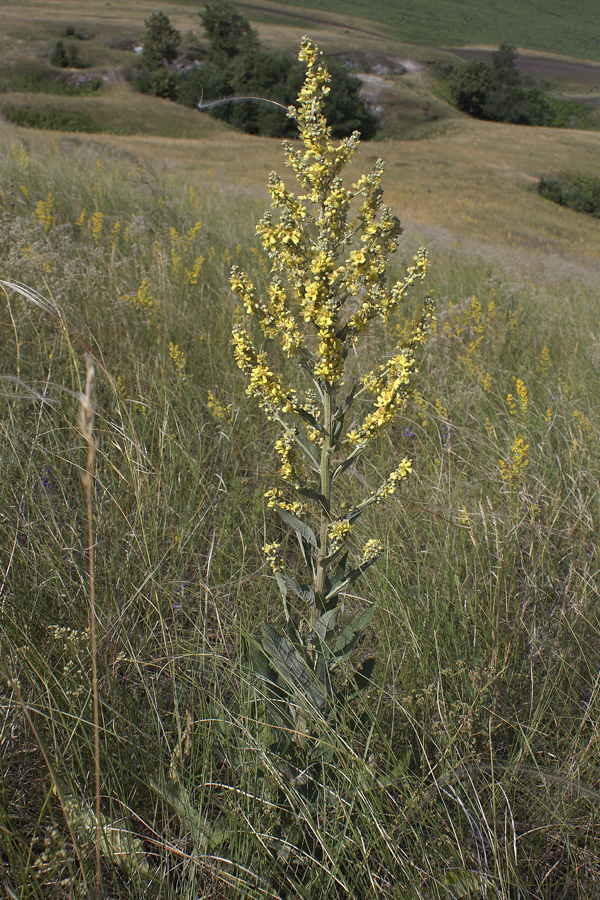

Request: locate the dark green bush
(50, 40), (87, 69)
(537, 172), (600, 217)
(61, 25), (90, 40)
(2, 105), (102, 133)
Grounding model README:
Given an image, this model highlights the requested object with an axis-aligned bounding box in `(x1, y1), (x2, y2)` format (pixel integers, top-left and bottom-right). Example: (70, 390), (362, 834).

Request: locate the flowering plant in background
(231, 38), (434, 743)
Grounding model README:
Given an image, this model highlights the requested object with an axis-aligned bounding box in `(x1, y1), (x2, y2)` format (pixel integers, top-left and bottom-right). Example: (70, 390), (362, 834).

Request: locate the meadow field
(1, 2), (599, 898)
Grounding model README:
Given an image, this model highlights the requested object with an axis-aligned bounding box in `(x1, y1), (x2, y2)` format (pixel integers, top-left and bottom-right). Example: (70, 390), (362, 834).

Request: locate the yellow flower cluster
(123, 279), (156, 324)
(35, 193), (55, 232)
(373, 458), (413, 500)
(230, 267), (303, 356)
(514, 378), (528, 415)
(185, 256), (205, 285)
(275, 433), (304, 484)
(347, 300), (434, 446)
(231, 36), (432, 405)
(232, 325), (296, 417)
(169, 342), (186, 378)
(264, 488), (303, 514)
(537, 345), (550, 372)
(328, 518), (351, 546)
(207, 390), (232, 422)
(263, 542), (282, 573)
(170, 221), (203, 276)
(91, 211), (104, 242)
(362, 539), (383, 562)
(499, 435), (529, 482)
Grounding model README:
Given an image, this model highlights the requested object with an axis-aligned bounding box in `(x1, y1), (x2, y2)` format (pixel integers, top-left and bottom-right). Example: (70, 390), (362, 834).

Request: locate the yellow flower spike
(227, 38), (433, 667)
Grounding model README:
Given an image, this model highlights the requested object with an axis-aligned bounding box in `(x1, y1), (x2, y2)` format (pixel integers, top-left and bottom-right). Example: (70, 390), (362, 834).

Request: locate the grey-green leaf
(276, 508), (318, 548)
(333, 604), (377, 659)
(261, 623), (327, 709)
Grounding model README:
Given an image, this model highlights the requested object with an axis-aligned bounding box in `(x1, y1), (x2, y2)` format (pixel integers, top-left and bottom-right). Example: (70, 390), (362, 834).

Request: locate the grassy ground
(1, 3), (600, 899)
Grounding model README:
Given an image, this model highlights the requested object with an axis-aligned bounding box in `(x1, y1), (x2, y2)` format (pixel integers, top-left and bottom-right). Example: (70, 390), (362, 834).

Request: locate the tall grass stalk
(77, 353), (101, 897)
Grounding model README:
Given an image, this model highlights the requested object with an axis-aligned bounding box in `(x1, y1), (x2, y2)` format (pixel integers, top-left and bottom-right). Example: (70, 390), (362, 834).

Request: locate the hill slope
(251, 0), (600, 61)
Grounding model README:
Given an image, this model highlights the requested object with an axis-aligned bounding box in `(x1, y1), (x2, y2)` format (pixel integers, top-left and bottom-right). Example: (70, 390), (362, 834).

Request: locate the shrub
(2, 105), (102, 133)
(537, 171), (600, 216)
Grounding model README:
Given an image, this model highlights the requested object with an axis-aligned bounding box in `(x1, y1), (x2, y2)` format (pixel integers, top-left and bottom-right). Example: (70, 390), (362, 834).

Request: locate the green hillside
(260, 0), (600, 61)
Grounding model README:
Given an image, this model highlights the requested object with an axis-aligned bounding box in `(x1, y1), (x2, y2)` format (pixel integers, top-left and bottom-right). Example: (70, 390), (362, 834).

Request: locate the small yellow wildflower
(499, 435), (529, 482)
(362, 539), (383, 563)
(207, 390), (232, 421)
(169, 342), (186, 378)
(35, 193), (54, 232)
(263, 542), (282, 573)
(328, 519), (351, 545)
(91, 211), (104, 242)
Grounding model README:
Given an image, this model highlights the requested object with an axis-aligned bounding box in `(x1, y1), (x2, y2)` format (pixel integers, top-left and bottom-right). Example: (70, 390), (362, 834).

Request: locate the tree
(447, 45), (554, 126)
(448, 59), (494, 119)
(491, 43), (520, 85)
(200, 1), (259, 59)
(50, 40), (69, 68)
(141, 11), (181, 71)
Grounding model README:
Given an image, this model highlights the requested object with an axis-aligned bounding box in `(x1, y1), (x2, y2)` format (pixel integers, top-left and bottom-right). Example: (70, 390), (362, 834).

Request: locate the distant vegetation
(49, 39), (88, 69)
(2, 104), (102, 132)
(442, 45), (595, 129)
(132, 3), (377, 139)
(538, 172), (600, 217)
(0, 60), (101, 95)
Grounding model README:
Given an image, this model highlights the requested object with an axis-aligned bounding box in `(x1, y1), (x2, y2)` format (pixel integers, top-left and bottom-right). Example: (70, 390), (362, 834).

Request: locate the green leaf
(245, 636), (272, 679)
(293, 426), (322, 467)
(320, 545), (347, 568)
(276, 507), (318, 548)
(261, 623), (327, 709)
(331, 445), (364, 482)
(296, 407), (326, 435)
(295, 532), (315, 576)
(325, 556), (378, 601)
(284, 574), (315, 607)
(333, 604), (377, 659)
(296, 486), (329, 512)
(334, 383), (357, 421)
(312, 608), (338, 642)
(274, 570), (288, 601)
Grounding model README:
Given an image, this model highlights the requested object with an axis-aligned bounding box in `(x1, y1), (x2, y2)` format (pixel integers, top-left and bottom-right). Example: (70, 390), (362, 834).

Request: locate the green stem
(314, 386), (333, 616)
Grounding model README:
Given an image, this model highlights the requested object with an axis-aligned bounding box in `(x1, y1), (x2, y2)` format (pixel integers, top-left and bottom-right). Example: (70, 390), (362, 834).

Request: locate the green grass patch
(0, 60), (101, 95)
(2, 104), (103, 133)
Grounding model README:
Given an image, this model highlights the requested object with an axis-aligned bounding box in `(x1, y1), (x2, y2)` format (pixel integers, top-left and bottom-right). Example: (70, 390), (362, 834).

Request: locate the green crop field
(253, 0), (600, 62)
(1, 2), (599, 899)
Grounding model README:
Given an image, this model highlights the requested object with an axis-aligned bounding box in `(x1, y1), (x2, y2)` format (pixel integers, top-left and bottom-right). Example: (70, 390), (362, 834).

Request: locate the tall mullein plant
(232, 38), (434, 743)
